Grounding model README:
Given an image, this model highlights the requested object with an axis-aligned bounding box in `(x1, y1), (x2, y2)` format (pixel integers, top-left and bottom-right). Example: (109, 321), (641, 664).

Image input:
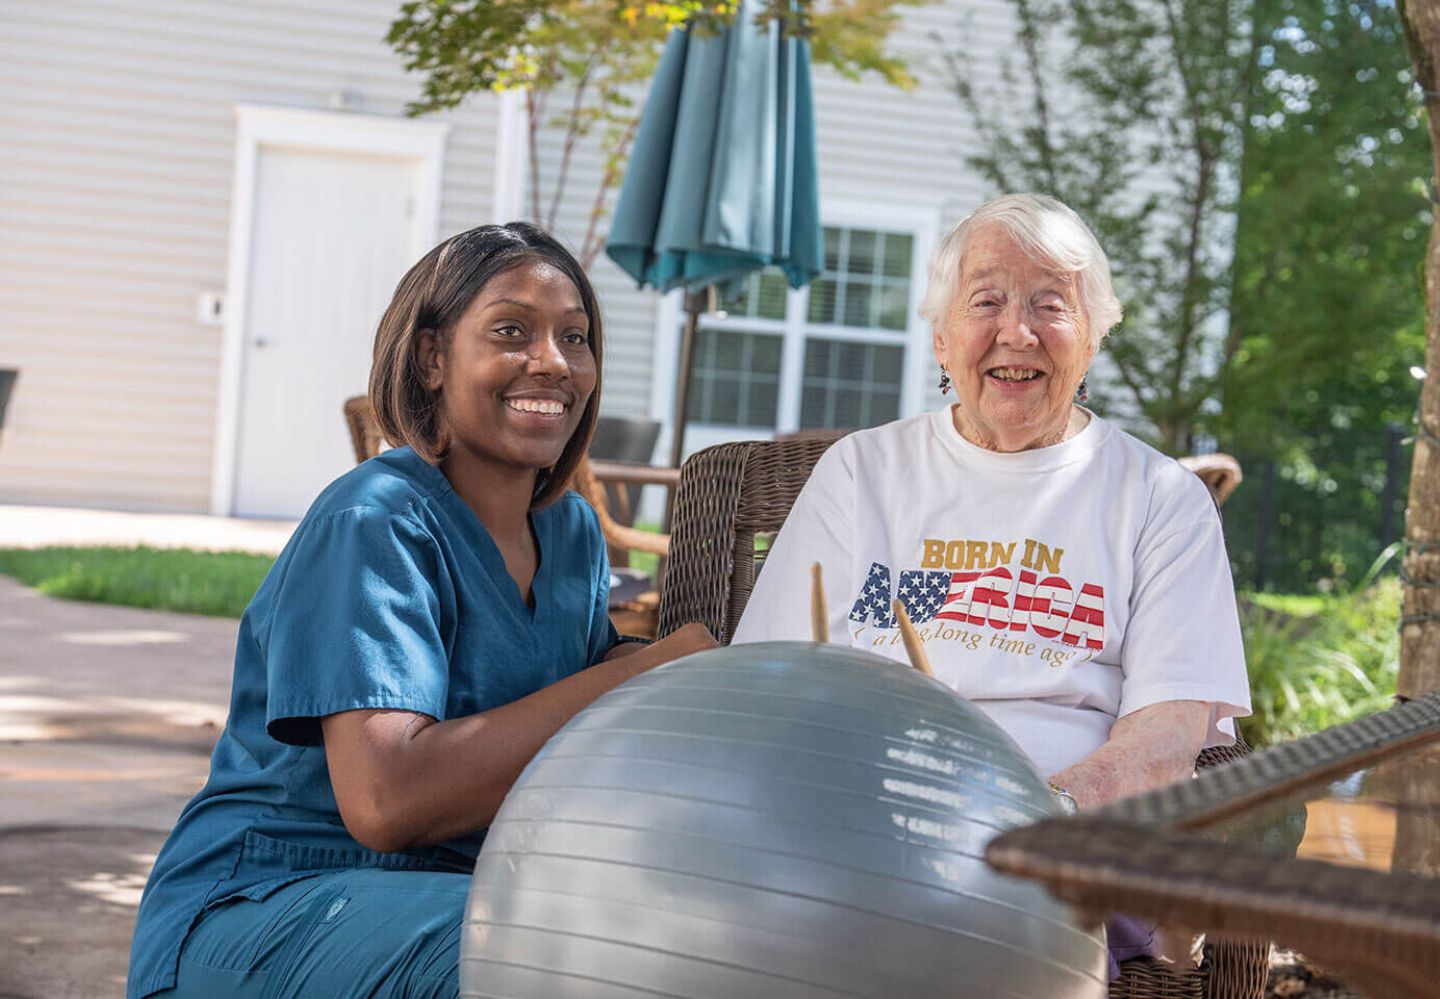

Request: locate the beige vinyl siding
(0, 0), (501, 512)
(0, 0), (1119, 512)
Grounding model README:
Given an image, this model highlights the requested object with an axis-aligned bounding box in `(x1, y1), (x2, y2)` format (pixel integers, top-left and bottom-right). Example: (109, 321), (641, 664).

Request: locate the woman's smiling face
(933, 224), (1095, 452)
(425, 259), (597, 479)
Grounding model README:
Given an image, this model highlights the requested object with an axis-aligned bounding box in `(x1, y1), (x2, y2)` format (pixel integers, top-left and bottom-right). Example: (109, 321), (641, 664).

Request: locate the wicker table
(987, 691), (1440, 999)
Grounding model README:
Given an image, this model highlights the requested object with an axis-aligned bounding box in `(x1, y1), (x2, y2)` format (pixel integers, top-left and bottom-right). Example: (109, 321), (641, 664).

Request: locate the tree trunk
(1398, 0), (1440, 698)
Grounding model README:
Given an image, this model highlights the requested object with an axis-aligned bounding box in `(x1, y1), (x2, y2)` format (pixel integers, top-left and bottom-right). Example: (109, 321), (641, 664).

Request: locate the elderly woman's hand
(1046, 699), (1210, 810)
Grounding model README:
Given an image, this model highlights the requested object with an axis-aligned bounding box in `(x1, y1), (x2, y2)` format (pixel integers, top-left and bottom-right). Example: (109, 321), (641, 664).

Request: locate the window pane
(750, 332), (784, 373)
(799, 388), (827, 428)
(876, 280), (911, 331)
(746, 374), (780, 426)
(708, 376), (741, 423)
(847, 230), (876, 275)
(804, 342), (830, 377)
(713, 330), (745, 369)
(823, 227), (842, 272)
(842, 282), (872, 327)
(882, 233), (913, 278)
(718, 268), (790, 320)
(832, 387), (865, 426)
(872, 343), (904, 382)
(755, 271), (788, 320)
(718, 281), (748, 315)
(799, 340), (905, 430)
(686, 328), (781, 428)
(809, 225), (911, 331)
(807, 278), (837, 324)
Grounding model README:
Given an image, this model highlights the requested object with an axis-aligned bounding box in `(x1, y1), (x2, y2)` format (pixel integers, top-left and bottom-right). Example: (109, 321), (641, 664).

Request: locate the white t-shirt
(732, 407), (1251, 778)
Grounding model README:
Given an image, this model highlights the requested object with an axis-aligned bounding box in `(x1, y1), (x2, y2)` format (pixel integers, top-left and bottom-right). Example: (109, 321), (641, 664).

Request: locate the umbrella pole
(663, 286), (713, 533)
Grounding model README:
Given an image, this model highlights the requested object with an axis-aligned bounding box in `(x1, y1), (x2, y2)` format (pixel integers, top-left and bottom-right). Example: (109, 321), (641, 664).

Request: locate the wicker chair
(1178, 453), (1244, 507)
(658, 437), (1269, 999)
(571, 458), (668, 639)
(343, 394), (388, 464)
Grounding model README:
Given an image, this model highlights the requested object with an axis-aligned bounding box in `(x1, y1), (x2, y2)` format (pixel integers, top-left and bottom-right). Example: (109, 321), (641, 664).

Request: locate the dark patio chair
(658, 436), (1268, 999)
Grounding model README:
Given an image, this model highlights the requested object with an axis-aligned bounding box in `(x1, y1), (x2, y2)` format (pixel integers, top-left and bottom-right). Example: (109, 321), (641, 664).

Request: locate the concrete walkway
(0, 575), (237, 997)
(0, 503), (298, 555)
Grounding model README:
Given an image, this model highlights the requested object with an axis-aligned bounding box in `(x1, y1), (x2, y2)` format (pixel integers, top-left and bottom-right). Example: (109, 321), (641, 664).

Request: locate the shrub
(1239, 577), (1401, 748)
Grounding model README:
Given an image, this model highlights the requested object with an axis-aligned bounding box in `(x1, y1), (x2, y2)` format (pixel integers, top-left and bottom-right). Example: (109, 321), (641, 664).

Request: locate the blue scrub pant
(155, 869), (468, 998)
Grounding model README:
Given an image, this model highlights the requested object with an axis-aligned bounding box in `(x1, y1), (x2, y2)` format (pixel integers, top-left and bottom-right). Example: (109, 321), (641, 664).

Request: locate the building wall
(0, 0), (1135, 514)
(0, 0), (503, 512)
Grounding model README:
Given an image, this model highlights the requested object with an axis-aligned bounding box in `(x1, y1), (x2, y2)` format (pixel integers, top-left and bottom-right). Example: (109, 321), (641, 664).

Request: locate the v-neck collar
(408, 450), (552, 624)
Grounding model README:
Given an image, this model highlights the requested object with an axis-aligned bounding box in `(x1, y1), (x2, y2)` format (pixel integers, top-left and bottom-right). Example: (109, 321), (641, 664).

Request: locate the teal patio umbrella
(607, 0), (823, 471)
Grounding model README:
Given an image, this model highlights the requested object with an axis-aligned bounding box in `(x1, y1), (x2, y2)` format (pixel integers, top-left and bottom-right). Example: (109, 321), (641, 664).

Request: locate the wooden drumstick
(891, 598), (934, 676)
(811, 562), (828, 643)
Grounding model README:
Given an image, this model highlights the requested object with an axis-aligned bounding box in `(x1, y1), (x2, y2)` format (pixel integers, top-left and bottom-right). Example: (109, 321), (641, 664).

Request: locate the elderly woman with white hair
(732, 193), (1250, 976)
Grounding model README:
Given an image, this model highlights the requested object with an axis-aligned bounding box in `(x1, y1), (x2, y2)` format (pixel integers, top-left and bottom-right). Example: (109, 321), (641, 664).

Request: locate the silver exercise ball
(461, 641), (1106, 998)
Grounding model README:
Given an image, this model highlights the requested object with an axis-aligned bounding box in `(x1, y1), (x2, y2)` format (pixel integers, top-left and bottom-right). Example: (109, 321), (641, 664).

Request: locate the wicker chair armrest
(603, 522), (670, 557)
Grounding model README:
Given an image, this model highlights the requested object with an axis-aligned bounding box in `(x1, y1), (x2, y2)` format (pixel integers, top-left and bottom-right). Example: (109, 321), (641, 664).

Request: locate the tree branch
(1015, 0), (1060, 193)
(546, 53), (600, 233)
(580, 113), (643, 270)
(525, 89), (542, 224)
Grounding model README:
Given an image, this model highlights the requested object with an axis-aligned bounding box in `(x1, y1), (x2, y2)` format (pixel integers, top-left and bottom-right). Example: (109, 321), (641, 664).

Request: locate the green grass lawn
(0, 546), (275, 618)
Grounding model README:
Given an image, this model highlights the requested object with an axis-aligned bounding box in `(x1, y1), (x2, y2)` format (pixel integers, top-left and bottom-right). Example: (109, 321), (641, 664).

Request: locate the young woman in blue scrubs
(128, 223), (716, 998)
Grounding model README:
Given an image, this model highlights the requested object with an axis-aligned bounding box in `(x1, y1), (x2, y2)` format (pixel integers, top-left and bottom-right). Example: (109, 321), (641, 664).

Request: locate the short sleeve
(261, 507), (450, 745)
(1117, 506), (1252, 747)
(732, 442), (855, 644)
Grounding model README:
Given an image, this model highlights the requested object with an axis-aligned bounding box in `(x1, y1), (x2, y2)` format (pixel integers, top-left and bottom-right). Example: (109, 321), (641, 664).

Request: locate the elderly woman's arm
(1046, 700), (1210, 809)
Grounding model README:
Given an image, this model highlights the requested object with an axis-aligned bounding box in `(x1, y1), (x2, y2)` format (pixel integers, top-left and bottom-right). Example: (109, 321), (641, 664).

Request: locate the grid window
(806, 226), (913, 331)
(686, 327), (782, 428)
(798, 339), (904, 430)
(719, 268), (788, 321)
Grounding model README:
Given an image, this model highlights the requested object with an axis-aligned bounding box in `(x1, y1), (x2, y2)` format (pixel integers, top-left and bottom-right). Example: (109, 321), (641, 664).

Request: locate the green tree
(946, 0), (1428, 593)
(388, 0), (922, 268)
(1219, 0), (1429, 592)
(943, 0), (1252, 452)
(1397, 0), (1440, 696)
(1223, 0), (1427, 454)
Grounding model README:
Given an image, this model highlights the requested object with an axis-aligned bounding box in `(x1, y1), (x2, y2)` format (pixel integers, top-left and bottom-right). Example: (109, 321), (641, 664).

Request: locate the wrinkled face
(424, 259), (596, 477)
(933, 225), (1095, 452)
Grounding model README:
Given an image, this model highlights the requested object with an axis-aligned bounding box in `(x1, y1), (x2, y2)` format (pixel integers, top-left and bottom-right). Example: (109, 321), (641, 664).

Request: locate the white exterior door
(232, 147), (419, 518)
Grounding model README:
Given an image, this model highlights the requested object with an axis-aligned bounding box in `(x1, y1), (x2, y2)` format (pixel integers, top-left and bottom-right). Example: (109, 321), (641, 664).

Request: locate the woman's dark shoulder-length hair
(368, 222), (603, 509)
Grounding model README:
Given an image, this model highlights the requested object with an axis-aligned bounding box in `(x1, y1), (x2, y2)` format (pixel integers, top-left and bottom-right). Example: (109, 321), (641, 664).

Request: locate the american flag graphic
(847, 563), (950, 627)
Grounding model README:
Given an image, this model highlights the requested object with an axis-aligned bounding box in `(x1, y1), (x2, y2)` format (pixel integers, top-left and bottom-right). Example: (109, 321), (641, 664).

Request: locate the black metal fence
(1221, 424), (1411, 593)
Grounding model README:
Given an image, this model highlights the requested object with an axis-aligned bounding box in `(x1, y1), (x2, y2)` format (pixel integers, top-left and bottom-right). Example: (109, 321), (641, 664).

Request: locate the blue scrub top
(128, 447), (617, 998)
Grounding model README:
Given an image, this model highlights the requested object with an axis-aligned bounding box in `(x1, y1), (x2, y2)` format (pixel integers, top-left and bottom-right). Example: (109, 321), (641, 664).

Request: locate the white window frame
(648, 200), (938, 445)
(209, 104), (448, 515)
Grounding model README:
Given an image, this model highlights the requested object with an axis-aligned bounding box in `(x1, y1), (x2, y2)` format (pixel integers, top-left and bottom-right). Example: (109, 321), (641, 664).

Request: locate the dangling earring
(1076, 374), (1089, 404)
(938, 367), (952, 395)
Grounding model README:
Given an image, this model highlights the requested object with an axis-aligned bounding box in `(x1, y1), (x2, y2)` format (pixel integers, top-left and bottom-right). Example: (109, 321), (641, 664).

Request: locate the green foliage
(946, 0), (1428, 591)
(1239, 577), (1401, 747)
(1218, 0), (1428, 592)
(388, 0), (923, 265)
(389, 0), (682, 263)
(0, 546), (274, 619)
(389, 2), (684, 114)
(1223, 0), (1427, 452)
(943, 0), (1251, 451)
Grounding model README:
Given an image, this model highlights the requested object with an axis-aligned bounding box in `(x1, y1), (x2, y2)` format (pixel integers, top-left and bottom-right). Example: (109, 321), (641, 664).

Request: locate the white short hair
(919, 193), (1123, 340)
